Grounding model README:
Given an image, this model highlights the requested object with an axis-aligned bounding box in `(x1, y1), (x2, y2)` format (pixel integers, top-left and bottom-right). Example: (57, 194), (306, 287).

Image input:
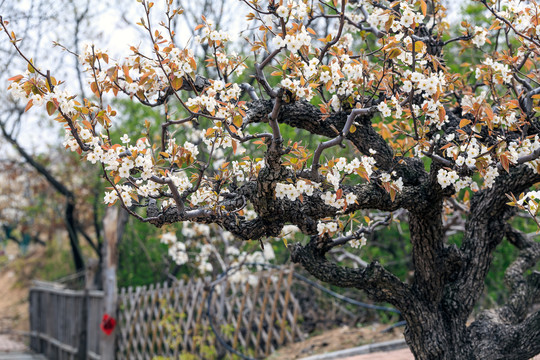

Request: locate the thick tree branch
(245, 99), (395, 170)
(289, 237), (411, 307)
(470, 309), (540, 360)
(311, 107), (375, 178)
(144, 176), (431, 239)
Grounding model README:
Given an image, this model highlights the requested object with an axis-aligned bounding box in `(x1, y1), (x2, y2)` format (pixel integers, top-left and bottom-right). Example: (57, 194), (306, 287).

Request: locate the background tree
(3, 0), (540, 359)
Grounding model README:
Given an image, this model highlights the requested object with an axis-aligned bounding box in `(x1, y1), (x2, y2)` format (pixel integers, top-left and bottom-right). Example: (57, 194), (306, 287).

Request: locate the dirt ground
(0, 245), (31, 333)
(0, 334), (28, 352)
(268, 324), (404, 360)
(342, 348), (413, 360)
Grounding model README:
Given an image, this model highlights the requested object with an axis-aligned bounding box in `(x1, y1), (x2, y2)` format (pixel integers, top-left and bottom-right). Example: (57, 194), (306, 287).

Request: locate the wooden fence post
(100, 206), (126, 358)
(77, 259), (98, 359)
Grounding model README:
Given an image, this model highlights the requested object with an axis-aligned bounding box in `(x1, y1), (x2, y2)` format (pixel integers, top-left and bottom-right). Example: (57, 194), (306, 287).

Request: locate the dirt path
(269, 325), (404, 360)
(0, 334), (28, 353)
(0, 269), (28, 334)
(0, 335), (45, 360)
(342, 348), (413, 360)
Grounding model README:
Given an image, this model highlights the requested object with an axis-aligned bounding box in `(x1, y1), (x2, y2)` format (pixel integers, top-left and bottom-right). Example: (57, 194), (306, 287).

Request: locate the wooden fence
(29, 282), (103, 360)
(29, 265), (304, 359)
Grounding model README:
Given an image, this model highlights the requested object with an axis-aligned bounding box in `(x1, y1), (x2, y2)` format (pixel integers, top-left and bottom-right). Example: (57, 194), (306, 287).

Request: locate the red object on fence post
(100, 206), (128, 357)
(100, 314), (116, 336)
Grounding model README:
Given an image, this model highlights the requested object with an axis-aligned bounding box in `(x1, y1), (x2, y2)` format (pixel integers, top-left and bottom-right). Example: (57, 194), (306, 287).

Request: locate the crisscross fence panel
(116, 264), (304, 359)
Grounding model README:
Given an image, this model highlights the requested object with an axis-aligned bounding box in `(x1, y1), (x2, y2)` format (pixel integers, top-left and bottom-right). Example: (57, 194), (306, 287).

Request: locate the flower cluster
(328, 156), (376, 184)
(367, 8), (390, 30)
(472, 26), (488, 47)
(275, 180), (319, 201)
(272, 25), (312, 52)
(226, 246), (276, 284)
(399, 3), (424, 28)
(515, 190), (540, 214)
(196, 244), (214, 273)
(280, 77), (315, 100)
(474, 58), (512, 86)
(186, 81), (243, 115)
(350, 234), (367, 249)
(380, 172), (404, 192)
(321, 191), (357, 209)
(320, 56), (363, 96)
(231, 158), (265, 183)
(160, 232), (188, 265)
(317, 220), (339, 235)
(437, 169), (460, 189)
(8, 75), (79, 117)
(509, 136), (540, 171)
(274, 1), (309, 21)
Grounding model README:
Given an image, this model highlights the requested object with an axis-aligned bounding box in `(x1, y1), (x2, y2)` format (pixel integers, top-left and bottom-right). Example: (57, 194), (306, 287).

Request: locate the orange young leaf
(488, 20), (500, 31)
(439, 143), (454, 150)
(484, 105), (494, 120)
(438, 107), (446, 122)
(46, 101), (57, 116)
(8, 74), (23, 82)
(172, 76), (183, 90)
(82, 120), (93, 129)
(500, 154), (510, 173)
(233, 115), (243, 128)
(24, 99), (34, 112)
(459, 118), (471, 128)
(420, 0), (427, 16)
(389, 188), (396, 202)
(387, 48), (401, 59)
